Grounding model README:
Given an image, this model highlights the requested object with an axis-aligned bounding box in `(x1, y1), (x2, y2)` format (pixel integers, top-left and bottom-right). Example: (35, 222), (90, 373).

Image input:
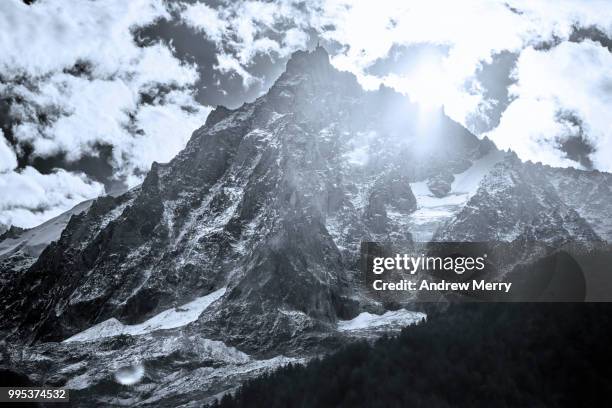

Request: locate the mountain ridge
(1, 45), (612, 405)
(2, 46), (612, 347)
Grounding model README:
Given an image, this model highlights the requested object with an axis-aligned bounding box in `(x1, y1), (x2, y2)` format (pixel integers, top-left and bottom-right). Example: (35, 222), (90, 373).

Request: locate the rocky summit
(1, 47), (612, 405)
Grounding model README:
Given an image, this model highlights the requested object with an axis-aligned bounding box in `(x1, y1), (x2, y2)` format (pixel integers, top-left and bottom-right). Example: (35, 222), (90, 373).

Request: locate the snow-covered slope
(408, 149), (507, 241)
(65, 287), (226, 342)
(0, 199), (92, 259)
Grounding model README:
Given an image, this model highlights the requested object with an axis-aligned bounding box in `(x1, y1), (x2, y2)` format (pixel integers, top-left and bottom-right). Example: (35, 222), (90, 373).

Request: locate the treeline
(211, 303), (612, 408)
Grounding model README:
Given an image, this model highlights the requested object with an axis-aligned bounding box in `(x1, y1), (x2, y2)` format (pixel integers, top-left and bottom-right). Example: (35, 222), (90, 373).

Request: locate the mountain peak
(285, 45), (332, 74)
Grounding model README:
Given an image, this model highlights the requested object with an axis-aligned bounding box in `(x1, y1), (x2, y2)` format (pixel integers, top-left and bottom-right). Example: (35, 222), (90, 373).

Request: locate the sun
(399, 50), (451, 110)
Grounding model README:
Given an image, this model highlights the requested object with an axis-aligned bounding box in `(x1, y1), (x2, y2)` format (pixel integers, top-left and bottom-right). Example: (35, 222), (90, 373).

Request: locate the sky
(1, 0), (612, 228)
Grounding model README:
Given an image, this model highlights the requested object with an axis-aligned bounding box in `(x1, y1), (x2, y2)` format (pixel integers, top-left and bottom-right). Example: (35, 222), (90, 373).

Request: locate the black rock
(426, 172), (454, 198)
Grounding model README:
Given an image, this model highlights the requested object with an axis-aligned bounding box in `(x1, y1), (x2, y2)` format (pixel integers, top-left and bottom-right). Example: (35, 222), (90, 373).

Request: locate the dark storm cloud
(570, 26), (612, 52)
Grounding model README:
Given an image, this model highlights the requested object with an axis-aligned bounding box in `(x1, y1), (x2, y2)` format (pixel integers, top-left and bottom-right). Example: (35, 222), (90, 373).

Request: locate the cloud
(311, 0), (612, 123)
(9, 67), (207, 176)
(283, 28), (309, 51)
(0, 0), (211, 227)
(2, 0), (612, 228)
(0, 166), (104, 229)
(0, 130), (17, 173)
(486, 40), (612, 171)
(298, 0), (612, 170)
(214, 53), (261, 88)
(0, 128), (104, 228)
(0, 0), (168, 77)
(181, 2), (227, 44)
(179, 0), (316, 87)
(128, 90), (210, 185)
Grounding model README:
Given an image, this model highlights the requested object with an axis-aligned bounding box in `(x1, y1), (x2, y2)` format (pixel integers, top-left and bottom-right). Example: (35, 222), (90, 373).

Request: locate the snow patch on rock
(0, 199), (92, 259)
(64, 288), (226, 342)
(338, 309), (426, 332)
(408, 149), (506, 241)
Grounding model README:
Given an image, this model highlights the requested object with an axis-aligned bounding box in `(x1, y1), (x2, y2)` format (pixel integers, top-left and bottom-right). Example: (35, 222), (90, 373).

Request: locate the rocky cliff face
(432, 155), (608, 284)
(1, 46), (611, 405)
(0, 200), (92, 285)
(544, 166), (612, 242)
(435, 156), (602, 244)
(0, 47), (483, 349)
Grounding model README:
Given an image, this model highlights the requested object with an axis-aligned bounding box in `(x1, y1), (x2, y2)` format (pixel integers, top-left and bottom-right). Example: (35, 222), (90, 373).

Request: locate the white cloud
(181, 2), (227, 43)
(283, 28), (309, 51)
(0, 0), (211, 227)
(0, 166), (104, 229)
(2, 0), (612, 227)
(292, 0), (612, 169)
(129, 91), (210, 185)
(0, 130), (17, 173)
(180, 0), (317, 87)
(214, 53), (261, 88)
(0, 0), (169, 77)
(308, 0), (528, 120)
(10, 69), (207, 178)
(2, 113), (104, 229)
(12, 75), (139, 161)
(178, 0), (612, 147)
(309, 0), (611, 125)
(486, 41), (612, 170)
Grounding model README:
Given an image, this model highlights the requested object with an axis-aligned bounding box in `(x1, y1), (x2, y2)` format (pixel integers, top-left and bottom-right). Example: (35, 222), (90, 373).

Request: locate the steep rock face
(0, 200), (93, 283)
(0, 47), (484, 349)
(426, 172), (454, 197)
(432, 157), (603, 284)
(543, 166), (612, 242)
(435, 157), (600, 244)
(0, 192), (138, 341)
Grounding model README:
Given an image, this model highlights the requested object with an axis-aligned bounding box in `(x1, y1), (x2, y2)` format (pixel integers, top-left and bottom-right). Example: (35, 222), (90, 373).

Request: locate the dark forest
(213, 303), (612, 408)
